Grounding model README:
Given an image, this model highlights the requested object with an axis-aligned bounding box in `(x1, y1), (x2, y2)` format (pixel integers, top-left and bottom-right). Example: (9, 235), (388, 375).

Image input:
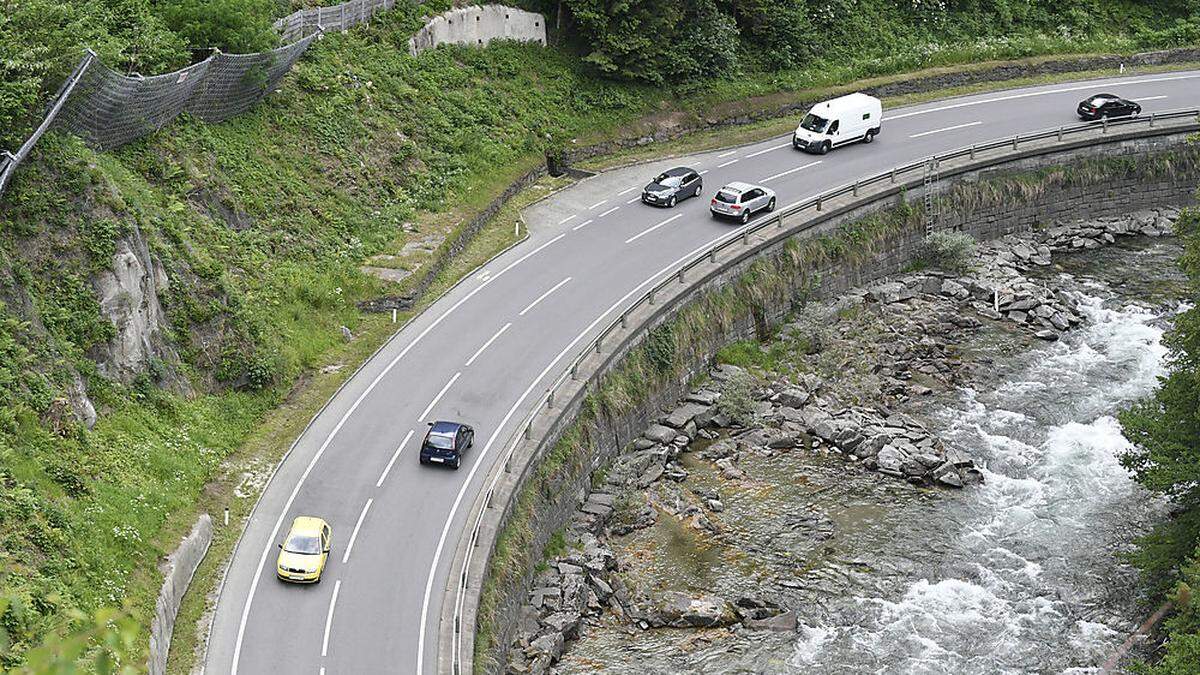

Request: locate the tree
(159, 0), (280, 55)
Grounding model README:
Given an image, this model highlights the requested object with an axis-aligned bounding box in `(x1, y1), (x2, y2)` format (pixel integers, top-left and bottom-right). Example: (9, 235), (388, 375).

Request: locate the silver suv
(710, 182), (777, 224)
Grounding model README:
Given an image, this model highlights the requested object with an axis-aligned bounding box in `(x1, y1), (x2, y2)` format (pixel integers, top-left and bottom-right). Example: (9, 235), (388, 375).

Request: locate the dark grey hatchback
(419, 420), (474, 469)
(642, 167), (702, 207)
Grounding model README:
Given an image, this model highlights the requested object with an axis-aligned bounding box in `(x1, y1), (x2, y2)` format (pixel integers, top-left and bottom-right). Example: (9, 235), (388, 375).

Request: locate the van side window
(863, 112), (871, 120)
(828, 120), (839, 134)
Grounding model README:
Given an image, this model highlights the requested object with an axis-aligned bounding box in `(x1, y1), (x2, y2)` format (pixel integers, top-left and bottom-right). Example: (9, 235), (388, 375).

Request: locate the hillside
(0, 0), (1197, 668)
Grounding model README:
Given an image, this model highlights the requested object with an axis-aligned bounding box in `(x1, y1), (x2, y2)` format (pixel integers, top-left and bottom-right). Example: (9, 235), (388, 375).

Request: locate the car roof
(661, 166), (694, 176)
(1088, 93), (1121, 102)
(291, 516), (327, 533)
(430, 420), (464, 434)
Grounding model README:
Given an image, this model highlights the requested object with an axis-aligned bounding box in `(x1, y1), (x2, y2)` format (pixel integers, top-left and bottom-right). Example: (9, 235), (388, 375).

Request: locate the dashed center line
(466, 323), (511, 366)
(745, 141), (793, 158)
(588, 199), (608, 209)
(761, 160), (822, 183)
(598, 206), (620, 218)
(618, 185), (640, 195)
(572, 218), (595, 231)
(717, 150), (737, 158)
(699, 169), (710, 175)
(519, 277), (572, 316)
(626, 196), (641, 204)
(342, 499), (373, 564)
(322, 580), (342, 657)
(557, 215), (576, 225)
(625, 213), (683, 244)
(1139, 95), (1169, 101)
(419, 372), (461, 422)
(375, 430), (414, 487)
(910, 120), (982, 138)
(717, 159), (739, 168)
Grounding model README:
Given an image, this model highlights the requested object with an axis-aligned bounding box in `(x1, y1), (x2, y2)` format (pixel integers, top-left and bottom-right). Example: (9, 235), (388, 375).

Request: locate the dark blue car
(419, 420), (474, 470)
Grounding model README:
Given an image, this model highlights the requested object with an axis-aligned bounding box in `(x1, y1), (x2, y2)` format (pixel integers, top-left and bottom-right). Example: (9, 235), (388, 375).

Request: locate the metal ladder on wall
(923, 157), (940, 237)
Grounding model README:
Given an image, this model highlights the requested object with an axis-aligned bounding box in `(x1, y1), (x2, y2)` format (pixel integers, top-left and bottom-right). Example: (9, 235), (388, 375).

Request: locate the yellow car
(276, 516), (331, 583)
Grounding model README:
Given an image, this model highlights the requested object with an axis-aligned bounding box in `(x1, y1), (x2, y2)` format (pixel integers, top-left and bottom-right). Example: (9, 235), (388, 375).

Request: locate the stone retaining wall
(408, 5), (547, 56)
(463, 131), (1200, 673)
(148, 514), (212, 675)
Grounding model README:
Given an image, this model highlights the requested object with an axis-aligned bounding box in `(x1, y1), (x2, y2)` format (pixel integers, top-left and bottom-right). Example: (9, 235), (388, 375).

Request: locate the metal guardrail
(448, 108), (1200, 673)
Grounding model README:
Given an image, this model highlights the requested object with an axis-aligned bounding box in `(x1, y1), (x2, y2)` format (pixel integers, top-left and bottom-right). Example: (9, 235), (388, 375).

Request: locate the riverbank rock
(644, 591), (736, 628)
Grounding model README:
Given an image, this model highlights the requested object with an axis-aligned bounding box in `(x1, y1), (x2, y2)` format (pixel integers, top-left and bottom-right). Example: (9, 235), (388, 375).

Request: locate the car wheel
(668, 195), (677, 208)
(452, 457), (461, 470)
(863, 131), (874, 144)
(818, 142), (830, 155)
(766, 197), (776, 212)
(741, 210), (751, 224)
(694, 185), (702, 198)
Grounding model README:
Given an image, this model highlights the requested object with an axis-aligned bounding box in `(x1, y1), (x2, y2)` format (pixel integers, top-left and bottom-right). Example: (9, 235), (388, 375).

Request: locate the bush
(716, 368), (757, 427)
(159, 0), (281, 55)
(922, 230), (976, 272)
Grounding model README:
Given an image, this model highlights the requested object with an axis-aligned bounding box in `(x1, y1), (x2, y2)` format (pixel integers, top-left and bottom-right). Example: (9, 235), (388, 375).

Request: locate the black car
(419, 420), (474, 469)
(1077, 94), (1141, 121)
(642, 167), (703, 207)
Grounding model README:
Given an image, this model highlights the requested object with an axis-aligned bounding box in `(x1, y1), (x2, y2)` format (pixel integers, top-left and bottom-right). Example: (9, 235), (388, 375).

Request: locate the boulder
(662, 402), (711, 429)
(715, 457), (746, 480)
(876, 445), (906, 476)
(744, 610), (798, 632)
(526, 631), (565, 662)
(775, 387), (811, 409)
(650, 591), (736, 628)
(644, 424), (677, 444)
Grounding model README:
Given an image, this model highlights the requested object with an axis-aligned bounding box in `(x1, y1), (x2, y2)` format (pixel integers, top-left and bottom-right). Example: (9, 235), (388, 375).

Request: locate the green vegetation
(1, 0), (1199, 670)
(1120, 175), (1200, 672)
(922, 230), (977, 273)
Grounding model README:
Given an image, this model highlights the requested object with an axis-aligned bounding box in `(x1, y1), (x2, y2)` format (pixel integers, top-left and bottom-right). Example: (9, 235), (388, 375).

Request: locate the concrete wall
(453, 128), (1200, 673)
(148, 514), (212, 675)
(408, 5), (546, 57)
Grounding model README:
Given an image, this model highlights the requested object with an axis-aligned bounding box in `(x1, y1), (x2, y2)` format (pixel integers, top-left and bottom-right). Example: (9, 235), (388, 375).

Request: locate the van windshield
(800, 113), (828, 133)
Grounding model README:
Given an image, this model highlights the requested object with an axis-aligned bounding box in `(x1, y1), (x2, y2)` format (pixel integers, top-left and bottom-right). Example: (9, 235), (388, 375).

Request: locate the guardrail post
(1149, 113), (1156, 128)
(486, 490), (493, 508)
(1012, 135), (1019, 150)
(709, 250), (717, 263)
(524, 423), (531, 440)
(742, 231), (749, 245)
(455, 615), (461, 634)
(777, 215), (783, 229)
(969, 145), (976, 159)
(677, 269), (685, 284)
(596, 337), (602, 354)
(547, 390), (554, 408)
(570, 364), (578, 380)
(890, 168), (896, 183)
(649, 290), (656, 305)
(620, 313), (627, 328)
(1103, 117), (1109, 133)
(853, 181), (859, 196)
(816, 197), (823, 211)
(1057, 127), (1064, 142)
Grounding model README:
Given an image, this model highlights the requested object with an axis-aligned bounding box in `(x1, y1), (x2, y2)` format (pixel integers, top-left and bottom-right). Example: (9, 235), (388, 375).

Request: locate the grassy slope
(0, 0), (1196, 669)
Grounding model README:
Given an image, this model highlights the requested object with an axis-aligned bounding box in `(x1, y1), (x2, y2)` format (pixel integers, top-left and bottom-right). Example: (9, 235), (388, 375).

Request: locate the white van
(792, 92), (882, 155)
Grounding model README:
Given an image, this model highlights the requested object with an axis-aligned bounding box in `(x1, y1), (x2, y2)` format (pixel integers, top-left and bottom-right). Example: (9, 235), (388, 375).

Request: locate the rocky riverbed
(503, 209), (1186, 675)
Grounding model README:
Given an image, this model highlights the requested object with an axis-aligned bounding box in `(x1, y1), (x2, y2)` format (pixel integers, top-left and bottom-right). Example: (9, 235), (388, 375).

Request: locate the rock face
(90, 225), (187, 392)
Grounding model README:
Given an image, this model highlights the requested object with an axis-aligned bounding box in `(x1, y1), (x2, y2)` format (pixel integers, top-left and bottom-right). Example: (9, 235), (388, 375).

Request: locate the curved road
(203, 70), (1200, 674)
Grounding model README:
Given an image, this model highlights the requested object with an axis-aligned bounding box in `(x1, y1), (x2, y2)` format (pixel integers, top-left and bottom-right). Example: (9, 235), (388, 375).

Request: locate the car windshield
(284, 533), (321, 554)
(715, 191), (738, 204)
(655, 174), (683, 187)
(1087, 97), (1111, 106)
(800, 113), (828, 133)
(427, 433), (454, 449)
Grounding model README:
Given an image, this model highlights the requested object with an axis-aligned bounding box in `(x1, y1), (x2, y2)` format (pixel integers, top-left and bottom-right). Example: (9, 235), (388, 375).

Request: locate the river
(557, 237), (1185, 674)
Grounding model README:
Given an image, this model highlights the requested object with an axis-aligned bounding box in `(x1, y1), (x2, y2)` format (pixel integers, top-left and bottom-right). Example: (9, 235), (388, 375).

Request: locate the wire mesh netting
(0, 0), (409, 197)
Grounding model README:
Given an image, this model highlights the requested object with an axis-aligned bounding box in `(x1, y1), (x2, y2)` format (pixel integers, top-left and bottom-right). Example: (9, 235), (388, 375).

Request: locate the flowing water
(559, 238), (1186, 674)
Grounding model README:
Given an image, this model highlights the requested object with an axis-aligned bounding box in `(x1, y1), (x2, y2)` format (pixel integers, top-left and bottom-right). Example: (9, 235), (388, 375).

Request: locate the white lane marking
(618, 185), (640, 195)
(745, 142), (792, 158)
(417, 226), (750, 673)
(375, 430), (415, 488)
(320, 669), (325, 675)
(321, 580), (342, 657)
(717, 150), (737, 157)
(699, 170), (709, 175)
(519, 276), (572, 316)
(626, 196), (641, 204)
(342, 499), (373, 564)
(475, 270), (491, 282)
(717, 159), (739, 168)
(909, 120), (982, 138)
(1139, 95), (1169, 101)
(557, 215), (576, 225)
(625, 213), (684, 244)
(230, 232), (567, 675)
(598, 206), (620, 218)
(419, 372), (461, 422)
(761, 160), (822, 183)
(572, 218), (595, 231)
(588, 199), (608, 209)
(885, 72), (1200, 120)
(466, 323), (512, 367)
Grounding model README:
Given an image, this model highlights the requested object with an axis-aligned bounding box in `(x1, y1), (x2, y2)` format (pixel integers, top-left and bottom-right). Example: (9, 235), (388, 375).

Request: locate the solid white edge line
(230, 232), (566, 675)
(466, 322), (512, 367)
(519, 276), (572, 316)
(572, 219), (595, 231)
(909, 120), (982, 138)
(588, 199), (608, 209)
(617, 185), (640, 195)
(322, 580), (342, 657)
(419, 372), (461, 422)
(598, 206), (620, 218)
(625, 213), (684, 244)
(717, 159), (739, 168)
(341, 499), (373, 564)
(417, 226), (748, 674)
(375, 430), (415, 488)
(745, 141), (793, 158)
(761, 160), (822, 183)
(885, 72), (1200, 120)
(557, 215), (576, 225)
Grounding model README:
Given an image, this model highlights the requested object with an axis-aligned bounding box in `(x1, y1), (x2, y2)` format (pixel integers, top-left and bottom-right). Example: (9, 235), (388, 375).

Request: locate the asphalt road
(203, 69), (1200, 675)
